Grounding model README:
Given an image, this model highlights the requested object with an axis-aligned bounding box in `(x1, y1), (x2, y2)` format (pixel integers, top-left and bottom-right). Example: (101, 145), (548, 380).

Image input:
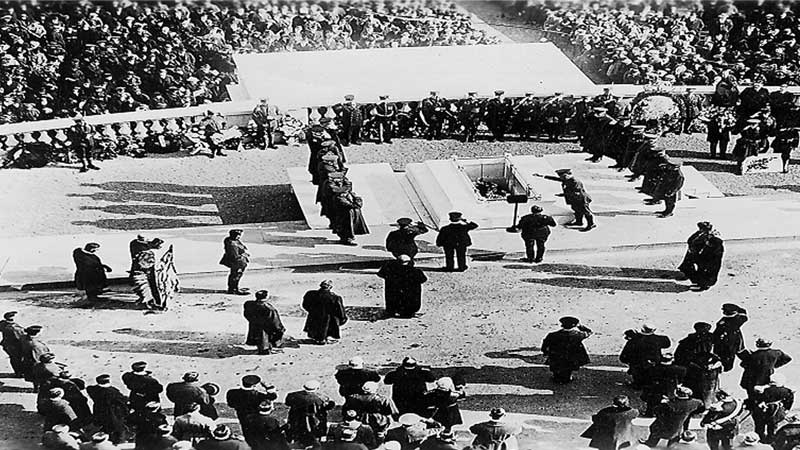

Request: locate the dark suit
(335, 367), (381, 398)
(72, 248), (108, 300)
(66, 121), (96, 169)
(302, 289), (348, 342)
(643, 397), (704, 446)
(435, 220), (478, 271)
(220, 236), (249, 293)
(0, 319), (25, 376)
(374, 102), (396, 143)
(541, 326), (592, 383)
(383, 366), (436, 415)
(86, 384), (130, 443)
(340, 103), (363, 146)
(285, 390), (335, 447)
(740, 348), (792, 393)
(121, 371), (163, 412)
(517, 213), (556, 261)
(243, 300), (285, 353)
(752, 385), (795, 443)
(470, 420), (522, 450)
(641, 363), (687, 416)
(619, 333), (671, 388)
(165, 381), (210, 417)
(251, 104), (280, 148)
(581, 405), (639, 450)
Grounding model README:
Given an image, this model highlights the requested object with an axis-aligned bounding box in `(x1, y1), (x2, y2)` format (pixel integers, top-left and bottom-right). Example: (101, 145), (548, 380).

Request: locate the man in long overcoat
(73, 243), (111, 302)
(19, 325), (50, 384)
(619, 324), (671, 389)
(302, 280), (348, 345)
(383, 357), (436, 415)
(435, 212), (478, 272)
(469, 408), (522, 450)
(377, 255), (428, 318)
(166, 371), (211, 417)
(678, 222), (725, 291)
(335, 357), (381, 398)
(641, 387), (704, 447)
(67, 114), (99, 172)
(86, 374), (130, 444)
(739, 338), (792, 395)
(484, 90), (509, 142)
(712, 303), (748, 371)
(244, 290), (285, 354)
(285, 380), (335, 448)
(385, 218), (429, 260)
(339, 95), (364, 146)
(251, 97), (280, 149)
(220, 229), (249, 295)
(121, 361), (163, 412)
(541, 316), (593, 383)
(581, 395), (639, 450)
(533, 169), (595, 231)
(640, 354), (687, 417)
(0, 311), (26, 377)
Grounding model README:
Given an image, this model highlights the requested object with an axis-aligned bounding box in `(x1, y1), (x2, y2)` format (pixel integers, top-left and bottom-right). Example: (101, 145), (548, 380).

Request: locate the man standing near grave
(251, 97), (280, 150)
(435, 212), (478, 272)
(220, 229), (249, 296)
(516, 205), (557, 263)
(532, 169), (596, 231)
(340, 95), (363, 146)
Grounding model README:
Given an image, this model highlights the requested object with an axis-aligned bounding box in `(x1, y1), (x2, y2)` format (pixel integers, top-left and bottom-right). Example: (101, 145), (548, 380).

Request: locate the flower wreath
(629, 88), (687, 134)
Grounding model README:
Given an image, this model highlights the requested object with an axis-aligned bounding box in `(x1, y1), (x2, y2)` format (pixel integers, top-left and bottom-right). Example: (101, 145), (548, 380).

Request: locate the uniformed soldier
(435, 212), (478, 272)
(751, 374), (795, 444)
(386, 218), (429, 260)
(700, 390), (745, 450)
(532, 169), (596, 231)
(769, 84), (796, 129)
(340, 95), (364, 147)
(771, 126), (800, 173)
(67, 113), (100, 172)
(484, 90), (509, 142)
(373, 95), (396, 144)
(459, 92), (483, 143)
(513, 92), (540, 140)
(419, 91), (446, 140)
(572, 95), (591, 143)
(652, 161), (685, 218)
(640, 353), (687, 417)
(619, 125), (647, 170)
(0, 311), (25, 377)
(627, 132), (661, 182)
(251, 97), (280, 149)
(541, 316), (593, 384)
(585, 107), (616, 162)
(516, 205), (556, 263)
(542, 92), (567, 142)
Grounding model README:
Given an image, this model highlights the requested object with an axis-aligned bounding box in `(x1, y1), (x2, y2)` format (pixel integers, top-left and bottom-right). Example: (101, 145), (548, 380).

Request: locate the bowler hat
(212, 425), (232, 440)
(242, 375), (261, 387)
(255, 290), (269, 300)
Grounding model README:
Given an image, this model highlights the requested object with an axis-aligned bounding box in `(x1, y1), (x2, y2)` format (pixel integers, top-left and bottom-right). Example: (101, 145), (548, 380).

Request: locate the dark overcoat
(377, 261), (427, 318)
(243, 300), (285, 348)
(541, 328), (591, 371)
(302, 289), (348, 341)
(73, 248), (107, 291)
(581, 405), (639, 450)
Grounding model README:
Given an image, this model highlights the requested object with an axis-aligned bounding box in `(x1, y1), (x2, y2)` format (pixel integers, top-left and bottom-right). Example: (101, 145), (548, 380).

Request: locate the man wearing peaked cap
(516, 204), (557, 263)
(469, 407), (522, 450)
(86, 374), (130, 444)
(532, 169), (596, 231)
(640, 385), (703, 447)
(0, 310), (25, 377)
(385, 217), (429, 260)
(739, 337), (792, 396)
(420, 90), (446, 141)
(459, 90), (484, 142)
(384, 357), (436, 415)
(220, 229), (250, 296)
(711, 303), (748, 372)
(435, 212), (478, 272)
(340, 93), (363, 147)
(122, 360), (163, 413)
(285, 379), (335, 447)
(335, 356), (380, 398)
(541, 317), (593, 383)
(485, 89), (509, 142)
(251, 97), (280, 150)
(374, 94), (396, 144)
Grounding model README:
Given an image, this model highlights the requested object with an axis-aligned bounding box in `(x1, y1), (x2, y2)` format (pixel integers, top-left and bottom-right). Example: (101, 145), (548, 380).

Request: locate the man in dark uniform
(652, 161), (685, 218)
(484, 90), (509, 142)
(340, 95), (364, 146)
(302, 280), (348, 345)
(738, 77), (770, 129)
(533, 169), (596, 231)
(541, 316), (593, 384)
(377, 255), (428, 318)
(166, 371), (211, 418)
(769, 84), (796, 129)
(220, 229), (249, 295)
(335, 357), (381, 398)
(343, 381), (399, 442)
(640, 354), (687, 417)
(201, 110), (226, 158)
(619, 324), (671, 389)
(739, 338), (792, 396)
(19, 325), (50, 388)
(542, 92), (568, 142)
(700, 390), (745, 450)
(516, 205), (556, 263)
(0, 311), (25, 377)
(594, 87), (613, 106)
(751, 374), (795, 444)
(226, 374), (278, 434)
(712, 303), (748, 372)
(67, 114), (99, 172)
(383, 357), (436, 415)
(585, 107), (616, 162)
(251, 97), (280, 149)
(771, 126), (799, 173)
(285, 380), (335, 448)
(308, 124), (334, 184)
(420, 91), (446, 141)
(243, 290), (285, 354)
(513, 92), (540, 141)
(572, 95), (591, 143)
(435, 212), (478, 272)
(121, 361), (163, 413)
(374, 95), (396, 144)
(385, 218), (429, 260)
(73, 242), (111, 302)
(682, 88), (704, 134)
(459, 92), (483, 143)
(86, 374), (130, 444)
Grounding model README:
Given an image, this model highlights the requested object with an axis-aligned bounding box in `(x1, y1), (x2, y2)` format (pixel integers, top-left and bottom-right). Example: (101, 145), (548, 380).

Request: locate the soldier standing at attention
(251, 97), (280, 149)
(533, 169), (596, 231)
(220, 229), (250, 295)
(435, 212), (478, 272)
(516, 205), (556, 263)
(484, 90), (509, 142)
(373, 95), (396, 144)
(67, 113), (99, 172)
(385, 218), (429, 260)
(340, 94), (363, 147)
(459, 92), (483, 143)
(420, 91), (446, 141)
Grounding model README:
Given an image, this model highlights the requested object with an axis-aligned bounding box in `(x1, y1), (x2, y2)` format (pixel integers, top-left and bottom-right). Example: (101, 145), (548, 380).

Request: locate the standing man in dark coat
(377, 255), (428, 318)
(374, 95), (396, 144)
(682, 88), (704, 133)
(459, 92), (483, 143)
(19, 325), (50, 385)
(243, 290), (285, 355)
(533, 169), (596, 231)
(128, 401), (170, 450)
(0, 311), (26, 377)
(713, 303), (748, 371)
(516, 205), (556, 263)
(769, 84), (796, 129)
(675, 322), (715, 367)
(285, 380), (335, 448)
(641, 386), (704, 447)
(67, 113), (99, 172)
(385, 218), (429, 260)
(129, 234), (151, 273)
(166, 371), (211, 418)
(73, 243), (111, 302)
(581, 395), (639, 450)
(121, 361), (163, 413)
(771, 126), (799, 173)
(751, 374), (795, 444)
(251, 97), (280, 150)
(38, 387), (78, 431)
(340, 95), (363, 147)
(652, 162), (685, 218)
(86, 374), (130, 444)
(302, 280), (348, 345)
(383, 357), (436, 415)
(541, 316), (593, 384)
(241, 401), (290, 450)
(335, 357), (381, 398)
(201, 110), (227, 158)
(700, 390), (745, 450)
(419, 91), (446, 141)
(737, 78), (770, 128)
(484, 90), (509, 142)
(640, 354), (687, 417)
(227, 374), (278, 440)
(469, 408), (522, 450)
(220, 229), (250, 295)
(678, 222), (725, 291)
(435, 212), (478, 272)
(343, 381), (399, 442)
(619, 324), (671, 389)
(739, 338), (792, 395)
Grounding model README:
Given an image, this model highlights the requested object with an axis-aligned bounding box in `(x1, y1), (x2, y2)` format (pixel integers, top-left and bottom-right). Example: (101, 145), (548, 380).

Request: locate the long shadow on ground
(503, 263), (682, 280)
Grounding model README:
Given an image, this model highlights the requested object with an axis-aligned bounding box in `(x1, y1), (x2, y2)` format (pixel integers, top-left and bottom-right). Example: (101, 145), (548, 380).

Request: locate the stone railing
(1, 83), (798, 161)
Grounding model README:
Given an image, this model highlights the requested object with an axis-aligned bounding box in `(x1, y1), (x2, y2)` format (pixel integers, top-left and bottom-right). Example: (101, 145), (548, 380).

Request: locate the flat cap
(559, 316), (579, 328)
(242, 374), (262, 386)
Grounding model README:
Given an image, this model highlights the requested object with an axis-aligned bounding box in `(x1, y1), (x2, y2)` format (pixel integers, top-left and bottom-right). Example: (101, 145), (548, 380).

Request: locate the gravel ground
(2, 134), (800, 238)
(1, 240), (799, 448)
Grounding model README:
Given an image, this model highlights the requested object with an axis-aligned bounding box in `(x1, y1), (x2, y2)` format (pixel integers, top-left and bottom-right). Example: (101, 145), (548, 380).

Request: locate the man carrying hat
(227, 374), (278, 430)
(541, 316), (593, 383)
(469, 408), (522, 450)
(86, 374), (130, 444)
(302, 280), (348, 345)
(166, 372), (211, 418)
(220, 229), (250, 296)
(384, 357), (436, 415)
(484, 90), (509, 142)
(532, 169), (596, 231)
(0, 311), (25, 377)
(435, 212), (478, 272)
(516, 205), (556, 263)
(385, 218), (429, 260)
(678, 222), (725, 291)
(285, 380), (335, 448)
(243, 290), (285, 355)
(72, 242), (112, 303)
(340, 94), (364, 146)
(739, 338), (792, 396)
(640, 386), (704, 447)
(251, 97), (280, 150)
(66, 113), (99, 173)
(335, 356), (381, 398)
(122, 361), (163, 413)
(377, 254), (428, 318)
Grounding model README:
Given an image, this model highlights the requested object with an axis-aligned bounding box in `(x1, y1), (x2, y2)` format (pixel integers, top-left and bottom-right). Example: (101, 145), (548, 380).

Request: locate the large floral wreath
(629, 88), (687, 135)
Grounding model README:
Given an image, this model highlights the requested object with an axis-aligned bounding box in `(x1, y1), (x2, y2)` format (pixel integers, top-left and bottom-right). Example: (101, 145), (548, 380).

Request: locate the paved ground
(1, 240), (799, 449)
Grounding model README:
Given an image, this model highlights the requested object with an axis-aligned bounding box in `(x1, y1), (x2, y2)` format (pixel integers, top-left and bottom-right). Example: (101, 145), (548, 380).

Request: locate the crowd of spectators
(512, 0), (800, 86)
(0, 0), (499, 125)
